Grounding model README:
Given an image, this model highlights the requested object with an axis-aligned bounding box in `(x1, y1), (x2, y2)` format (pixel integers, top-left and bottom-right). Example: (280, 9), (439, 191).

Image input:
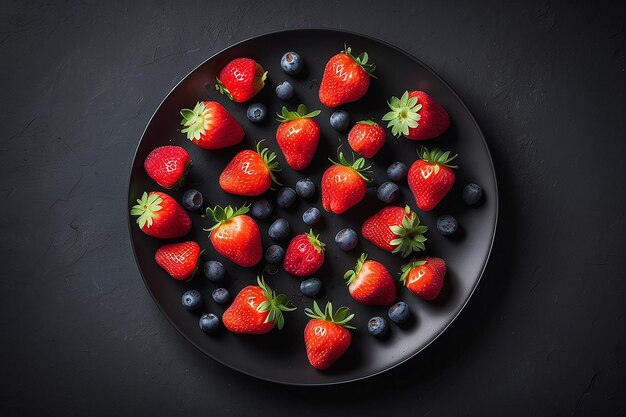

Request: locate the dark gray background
(1, 0), (624, 416)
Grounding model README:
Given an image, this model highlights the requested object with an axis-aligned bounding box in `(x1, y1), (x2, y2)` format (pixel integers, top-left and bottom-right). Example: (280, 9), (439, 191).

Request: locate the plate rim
(126, 28), (499, 386)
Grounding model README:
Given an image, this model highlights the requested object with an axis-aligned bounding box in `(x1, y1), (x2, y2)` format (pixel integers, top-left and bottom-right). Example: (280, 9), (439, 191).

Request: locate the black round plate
(128, 29), (498, 385)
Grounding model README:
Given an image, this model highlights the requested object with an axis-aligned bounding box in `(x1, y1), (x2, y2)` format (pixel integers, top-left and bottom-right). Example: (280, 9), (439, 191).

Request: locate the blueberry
(387, 162), (408, 181)
(199, 313), (220, 333)
(335, 228), (358, 251)
(251, 199), (273, 220)
(462, 183), (483, 205)
(204, 261), (225, 282)
(277, 187), (297, 208)
(437, 215), (458, 236)
(212, 288), (230, 304)
(268, 218), (290, 241)
(300, 277), (321, 297)
(295, 178), (315, 199)
(181, 289), (202, 311)
(376, 182), (400, 204)
(264, 263), (279, 276)
(281, 51), (303, 75)
(265, 244), (285, 264)
(246, 103), (267, 123)
(302, 207), (321, 226)
(388, 301), (409, 324)
(275, 81), (294, 100)
(182, 189), (203, 211)
(329, 110), (350, 131)
(367, 316), (388, 337)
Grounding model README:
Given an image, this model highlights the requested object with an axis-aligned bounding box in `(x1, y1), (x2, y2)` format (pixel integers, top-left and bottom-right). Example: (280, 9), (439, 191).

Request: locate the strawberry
(130, 191), (192, 238)
(382, 90), (450, 140)
(304, 301), (355, 370)
(144, 146), (191, 189)
(180, 101), (244, 149)
(283, 230), (325, 277)
(400, 257), (447, 300)
(347, 120), (386, 158)
(154, 241), (202, 281)
(319, 46), (376, 107)
(321, 151), (372, 214)
(205, 205), (262, 267)
(343, 253), (396, 306)
(223, 276), (296, 334)
(275, 104), (321, 170)
(361, 205), (428, 257)
(219, 141), (281, 196)
(215, 58), (267, 102)
(408, 147), (458, 211)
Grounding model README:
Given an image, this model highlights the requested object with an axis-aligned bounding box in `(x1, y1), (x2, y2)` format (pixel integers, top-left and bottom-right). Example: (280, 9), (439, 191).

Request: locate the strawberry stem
(255, 275), (296, 330)
(342, 45), (377, 79)
(255, 140), (282, 186)
(399, 259), (427, 285)
(203, 204), (250, 232)
(343, 253), (367, 286)
(304, 301), (355, 329)
(328, 149), (372, 182)
(130, 192), (163, 229)
(382, 91), (422, 138)
(306, 229), (326, 253)
(417, 147), (458, 173)
(180, 102), (211, 141)
(389, 205), (429, 257)
(276, 104), (321, 123)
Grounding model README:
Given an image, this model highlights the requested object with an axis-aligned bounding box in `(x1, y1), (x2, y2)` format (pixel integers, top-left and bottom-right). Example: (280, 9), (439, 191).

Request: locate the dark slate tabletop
(1, 0), (624, 415)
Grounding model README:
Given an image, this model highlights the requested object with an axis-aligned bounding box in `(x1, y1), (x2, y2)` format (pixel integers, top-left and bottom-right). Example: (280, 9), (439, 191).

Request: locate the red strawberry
(180, 101), (244, 149)
(321, 151), (372, 214)
(382, 90), (450, 140)
(154, 241), (202, 281)
(144, 146), (191, 189)
(130, 191), (192, 238)
(344, 253), (396, 306)
(347, 120), (386, 158)
(319, 46), (376, 107)
(283, 230), (325, 277)
(400, 257), (447, 300)
(304, 301), (355, 370)
(223, 276), (296, 334)
(275, 104), (321, 170)
(219, 141), (281, 196)
(408, 147), (458, 211)
(205, 205), (262, 267)
(215, 58), (267, 102)
(361, 205), (428, 257)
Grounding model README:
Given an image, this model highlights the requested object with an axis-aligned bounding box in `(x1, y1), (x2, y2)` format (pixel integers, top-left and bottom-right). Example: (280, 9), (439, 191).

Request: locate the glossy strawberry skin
(219, 150), (271, 196)
(218, 58), (266, 102)
(138, 192), (192, 238)
(405, 91), (450, 140)
(154, 241), (201, 281)
(361, 206), (407, 252)
(404, 257), (446, 300)
(349, 260), (396, 306)
(210, 215), (262, 267)
(184, 101), (244, 150)
(304, 319), (352, 370)
(283, 234), (324, 277)
(321, 165), (367, 214)
(408, 160), (455, 211)
(223, 285), (274, 334)
(275, 118), (320, 170)
(347, 121), (386, 158)
(319, 53), (370, 107)
(144, 146), (190, 189)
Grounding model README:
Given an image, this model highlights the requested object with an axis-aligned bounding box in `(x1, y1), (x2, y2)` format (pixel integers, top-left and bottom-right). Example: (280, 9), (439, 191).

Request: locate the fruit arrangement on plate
(129, 32), (494, 381)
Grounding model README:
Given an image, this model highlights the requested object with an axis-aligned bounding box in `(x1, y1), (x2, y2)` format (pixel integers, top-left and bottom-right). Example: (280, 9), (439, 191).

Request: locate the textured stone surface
(1, 0), (624, 415)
